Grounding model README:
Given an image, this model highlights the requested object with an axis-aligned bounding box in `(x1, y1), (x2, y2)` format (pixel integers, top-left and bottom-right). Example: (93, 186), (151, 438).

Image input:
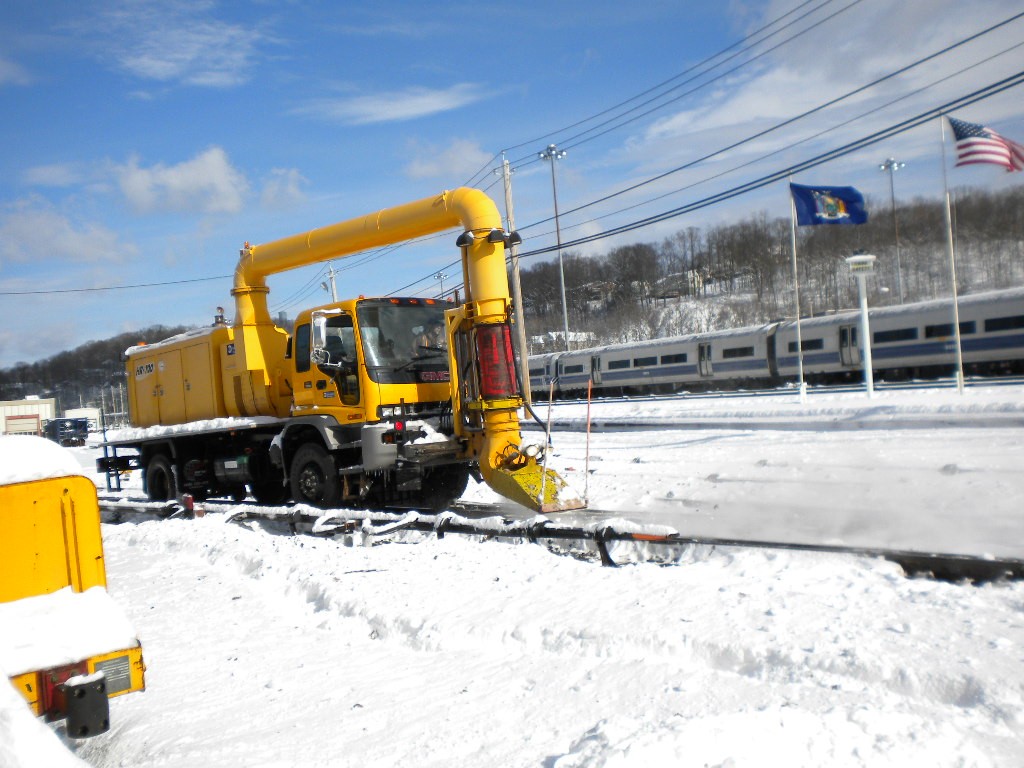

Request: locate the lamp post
(845, 253), (877, 398)
(538, 143), (571, 352)
(433, 271), (447, 300)
(878, 158), (905, 303)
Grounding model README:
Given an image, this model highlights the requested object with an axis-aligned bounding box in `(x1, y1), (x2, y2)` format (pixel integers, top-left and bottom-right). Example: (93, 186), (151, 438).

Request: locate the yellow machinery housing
(1, 437), (145, 738)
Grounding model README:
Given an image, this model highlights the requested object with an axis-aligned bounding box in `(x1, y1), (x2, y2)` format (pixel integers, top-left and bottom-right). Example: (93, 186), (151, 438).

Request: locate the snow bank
(0, 675), (88, 768)
(0, 435), (83, 485)
(72, 516), (1024, 767)
(0, 587), (140, 676)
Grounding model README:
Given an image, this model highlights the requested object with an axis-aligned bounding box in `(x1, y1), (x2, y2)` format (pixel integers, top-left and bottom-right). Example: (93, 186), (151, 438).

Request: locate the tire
(146, 454), (177, 502)
(421, 464), (470, 511)
(250, 479), (289, 505)
(289, 443), (341, 508)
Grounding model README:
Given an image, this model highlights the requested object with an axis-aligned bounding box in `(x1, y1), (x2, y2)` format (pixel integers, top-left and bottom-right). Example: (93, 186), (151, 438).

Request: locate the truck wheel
(422, 465), (470, 511)
(146, 455), (177, 502)
(250, 480), (289, 505)
(290, 443), (340, 508)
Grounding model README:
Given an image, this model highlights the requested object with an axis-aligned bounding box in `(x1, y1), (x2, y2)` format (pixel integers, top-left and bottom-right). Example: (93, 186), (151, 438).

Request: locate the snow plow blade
(487, 463), (585, 514)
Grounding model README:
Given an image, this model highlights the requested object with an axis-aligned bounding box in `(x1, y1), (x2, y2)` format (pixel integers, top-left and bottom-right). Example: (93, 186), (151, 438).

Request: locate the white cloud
(260, 168), (308, 209)
(0, 198), (138, 267)
(0, 56), (32, 87)
(23, 163), (86, 188)
(93, 1), (262, 87)
(405, 138), (494, 181)
(114, 147), (250, 214)
(297, 84), (488, 125)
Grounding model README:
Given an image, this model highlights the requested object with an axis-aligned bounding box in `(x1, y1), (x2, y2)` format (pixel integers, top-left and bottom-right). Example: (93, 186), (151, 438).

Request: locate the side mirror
(311, 315), (328, 350)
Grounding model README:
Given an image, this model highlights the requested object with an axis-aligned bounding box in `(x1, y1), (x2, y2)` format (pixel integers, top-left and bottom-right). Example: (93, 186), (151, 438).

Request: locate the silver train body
(528, 288), (1024, 397)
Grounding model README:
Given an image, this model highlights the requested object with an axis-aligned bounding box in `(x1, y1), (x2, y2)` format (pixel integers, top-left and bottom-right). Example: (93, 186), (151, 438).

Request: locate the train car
(527, 352), (560, 396)
(527, 287), (1024, 398)
(775, 287), (1024, 381)
(0, 436), (145, 739)
(549, 323), (774, 396)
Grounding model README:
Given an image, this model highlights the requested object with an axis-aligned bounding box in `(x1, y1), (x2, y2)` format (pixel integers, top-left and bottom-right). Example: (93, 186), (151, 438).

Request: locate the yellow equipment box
(0, 436), (145, 738)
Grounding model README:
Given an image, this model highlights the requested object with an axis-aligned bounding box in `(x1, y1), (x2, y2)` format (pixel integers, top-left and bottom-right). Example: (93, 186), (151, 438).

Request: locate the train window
(787, 338), (824, 353)
(722, 346), (754, 359)
(985, 315), (1024, 333)
(529, 367), (545, 377)
(873, 327), (918, 344)
(633, 356), (657, 367)
(563, 364), (585, 374)
(925, 321), (976, 338)
(608, 360), (630, 370)
(661, 353), (687, 364)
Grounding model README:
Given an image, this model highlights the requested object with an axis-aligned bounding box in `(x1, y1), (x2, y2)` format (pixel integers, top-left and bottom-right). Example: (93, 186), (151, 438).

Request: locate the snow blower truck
(100, 188), (583, 514)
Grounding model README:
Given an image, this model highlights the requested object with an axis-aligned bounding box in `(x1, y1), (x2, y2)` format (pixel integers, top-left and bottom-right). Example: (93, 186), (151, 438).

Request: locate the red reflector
(476, 324), (519, 399)
(395, 421), (404, 431)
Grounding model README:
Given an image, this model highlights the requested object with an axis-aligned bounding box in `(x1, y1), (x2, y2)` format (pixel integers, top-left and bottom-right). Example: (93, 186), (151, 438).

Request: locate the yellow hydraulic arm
(234, 188), (583, 513)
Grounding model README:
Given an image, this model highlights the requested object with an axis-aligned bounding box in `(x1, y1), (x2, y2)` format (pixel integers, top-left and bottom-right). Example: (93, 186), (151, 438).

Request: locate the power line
(0, 274), (229, 296)
(520, 10), (1024, 231)
(507, 0), (866, 170)
(517, 72), (1024, 259)
(524, 40), (1024, 248)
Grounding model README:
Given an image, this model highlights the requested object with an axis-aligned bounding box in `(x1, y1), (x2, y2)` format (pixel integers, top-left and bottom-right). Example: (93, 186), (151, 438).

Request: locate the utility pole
(498, 154), (532, 404)
(321, 262), (338, 301)
(879, 158), (906, 303)
(538, 143), (571, 352)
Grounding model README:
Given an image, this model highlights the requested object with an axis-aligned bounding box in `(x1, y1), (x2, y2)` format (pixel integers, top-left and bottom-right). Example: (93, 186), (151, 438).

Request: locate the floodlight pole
(879, 158), (905, 303)
(846, 254), (876, 398)
(539, 143), (571, 352)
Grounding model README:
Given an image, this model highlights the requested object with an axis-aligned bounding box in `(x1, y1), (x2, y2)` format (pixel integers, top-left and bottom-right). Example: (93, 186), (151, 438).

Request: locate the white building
(0, 398), (56, 436)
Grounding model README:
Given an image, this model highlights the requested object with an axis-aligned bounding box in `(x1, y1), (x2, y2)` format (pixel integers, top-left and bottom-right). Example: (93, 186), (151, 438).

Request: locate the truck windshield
(356, 300), (450, 384)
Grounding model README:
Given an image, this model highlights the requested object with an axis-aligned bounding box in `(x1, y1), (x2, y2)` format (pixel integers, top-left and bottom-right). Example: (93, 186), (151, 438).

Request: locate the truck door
(698, 343), (713, 377)
(839, 325), (860, 366)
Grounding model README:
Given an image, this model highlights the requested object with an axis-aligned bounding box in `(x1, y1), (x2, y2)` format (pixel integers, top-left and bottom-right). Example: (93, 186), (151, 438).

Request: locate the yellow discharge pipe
(234, 188), (498, 326)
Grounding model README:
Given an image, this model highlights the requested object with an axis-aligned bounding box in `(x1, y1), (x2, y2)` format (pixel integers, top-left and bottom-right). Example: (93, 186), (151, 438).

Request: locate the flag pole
(939, 116), (966, 394)
(787, 178), (807, 404)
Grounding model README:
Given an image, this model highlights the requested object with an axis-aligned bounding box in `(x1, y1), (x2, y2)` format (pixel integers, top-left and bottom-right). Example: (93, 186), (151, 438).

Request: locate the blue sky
(1, 0), (1022, 369)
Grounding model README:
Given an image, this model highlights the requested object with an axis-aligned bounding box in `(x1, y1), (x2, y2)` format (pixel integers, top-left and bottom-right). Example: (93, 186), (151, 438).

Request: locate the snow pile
(0, 676), (89, 768)
(0, 587), (140, 676)
(0, 435), (83, 485)
(70, 516), (1024, 767)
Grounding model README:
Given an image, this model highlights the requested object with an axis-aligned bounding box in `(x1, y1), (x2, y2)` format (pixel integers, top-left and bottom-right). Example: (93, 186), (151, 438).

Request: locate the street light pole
(879, 158), (905, 303)
(845, 253), (877, 398)
(539, 143), (571, 352)
(433, 271), (447, 299)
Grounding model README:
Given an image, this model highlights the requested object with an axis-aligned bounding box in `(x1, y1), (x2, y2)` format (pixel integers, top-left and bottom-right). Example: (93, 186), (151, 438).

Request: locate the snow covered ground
(12, 383), (1024, 766)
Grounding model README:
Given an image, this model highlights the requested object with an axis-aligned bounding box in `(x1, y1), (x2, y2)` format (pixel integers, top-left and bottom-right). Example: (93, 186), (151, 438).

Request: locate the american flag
(948, 116), (1024, 172)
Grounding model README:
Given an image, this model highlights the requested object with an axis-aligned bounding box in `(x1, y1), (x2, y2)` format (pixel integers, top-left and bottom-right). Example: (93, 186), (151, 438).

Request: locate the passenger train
(527, 287), (1024, 397)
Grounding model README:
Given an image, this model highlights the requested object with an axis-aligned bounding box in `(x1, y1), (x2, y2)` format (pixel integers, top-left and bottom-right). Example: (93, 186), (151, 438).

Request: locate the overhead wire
(520, 40), (1024, 247)
(516, 72), (1024, 259)
(498, 0), (839, 166)
(519, 12), (1024, 233)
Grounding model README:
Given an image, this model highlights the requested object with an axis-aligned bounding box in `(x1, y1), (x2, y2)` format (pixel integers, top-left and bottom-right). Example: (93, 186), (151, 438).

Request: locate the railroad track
(97, 494), (1023, 584)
